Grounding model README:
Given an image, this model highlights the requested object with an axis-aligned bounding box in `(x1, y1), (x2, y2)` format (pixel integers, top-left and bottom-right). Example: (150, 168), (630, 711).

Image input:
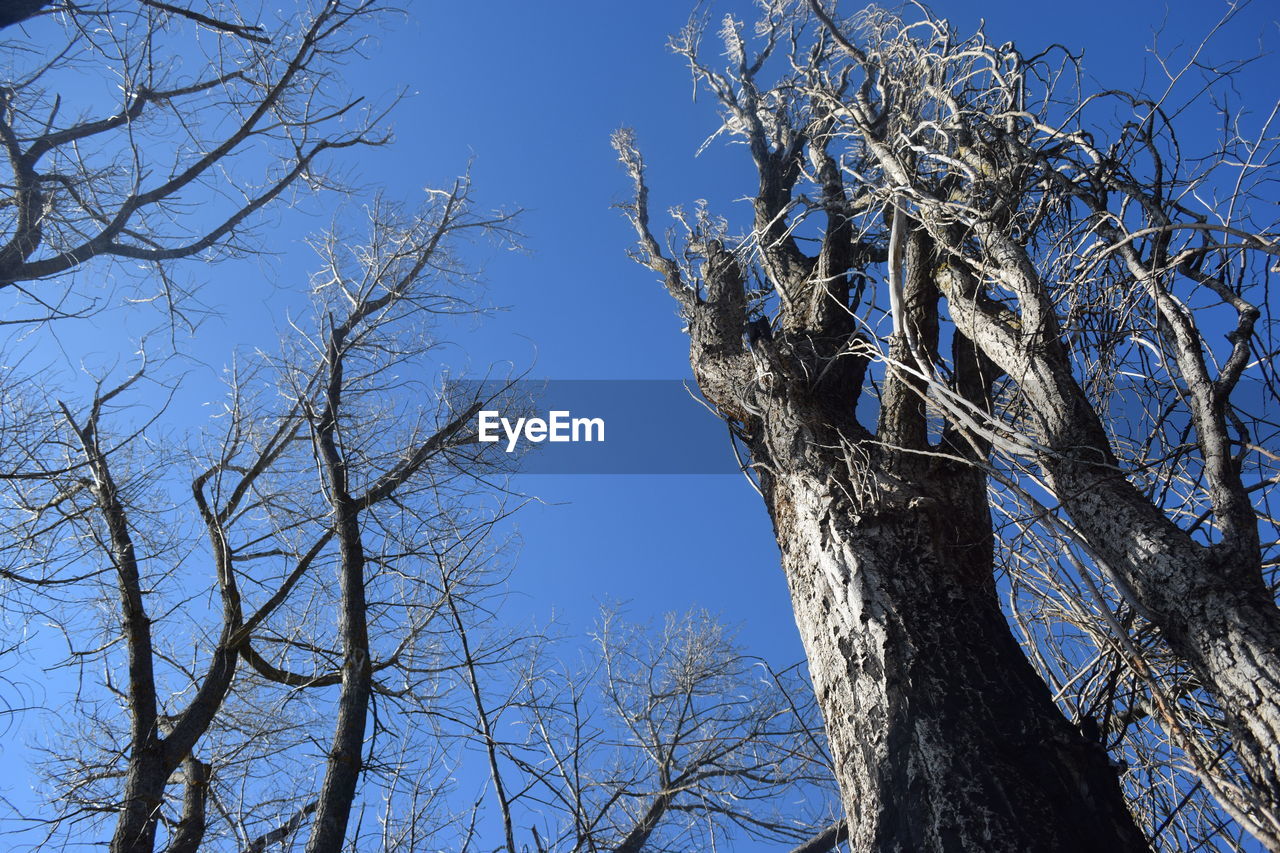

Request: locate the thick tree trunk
(759, 454), (1148, 852)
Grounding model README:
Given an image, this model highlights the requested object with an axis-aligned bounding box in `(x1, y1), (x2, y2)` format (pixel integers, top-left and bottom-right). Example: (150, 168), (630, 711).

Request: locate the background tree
(616, 1), (1279, 850)
(442, 606), (847, 853)
(0, 0), (390, 324)
(0, 3), (544, 849)
(0, 185), (519, 852)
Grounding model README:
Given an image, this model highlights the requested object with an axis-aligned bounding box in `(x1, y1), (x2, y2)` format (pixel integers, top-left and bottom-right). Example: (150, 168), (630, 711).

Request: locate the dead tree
(613, 1), (1280, 848)
(796, 2), (1280, 846)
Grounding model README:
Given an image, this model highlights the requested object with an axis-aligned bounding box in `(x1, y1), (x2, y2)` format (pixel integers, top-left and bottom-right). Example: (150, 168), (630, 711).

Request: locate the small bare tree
(440, 607), (847, 853)
(616, 1), (1279, 850)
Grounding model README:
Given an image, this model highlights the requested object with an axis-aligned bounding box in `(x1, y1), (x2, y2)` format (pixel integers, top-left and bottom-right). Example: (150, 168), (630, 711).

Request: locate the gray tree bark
(749, 390), (1146, 852)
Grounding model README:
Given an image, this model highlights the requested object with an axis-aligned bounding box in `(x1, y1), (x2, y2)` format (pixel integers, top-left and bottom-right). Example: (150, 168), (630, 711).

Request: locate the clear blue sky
(5, 0), (1277, 849)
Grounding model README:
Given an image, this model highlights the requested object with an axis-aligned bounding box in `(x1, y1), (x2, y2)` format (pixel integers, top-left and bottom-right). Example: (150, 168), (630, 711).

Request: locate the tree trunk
(305, 333), (374, 853)
(755, 437), (1149, 852)
(612, 791), (673, 853)
(165, 755), (210, 853)
(110, 746), (167, 853)
(302, 493), (372, 853)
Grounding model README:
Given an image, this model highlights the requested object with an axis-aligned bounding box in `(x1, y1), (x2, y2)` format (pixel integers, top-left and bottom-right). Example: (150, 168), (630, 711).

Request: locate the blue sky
(4, 0), (1278, 849)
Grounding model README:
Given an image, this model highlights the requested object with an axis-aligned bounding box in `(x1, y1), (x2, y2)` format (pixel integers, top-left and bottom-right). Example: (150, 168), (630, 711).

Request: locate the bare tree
(0, 4), (876, 850)
(616, 1), (1279, 850)
(440, 607), (847, 853)
(0, 0), (391, 324)
(0, 6), (524, 847)
(0, 183), (519, 853)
